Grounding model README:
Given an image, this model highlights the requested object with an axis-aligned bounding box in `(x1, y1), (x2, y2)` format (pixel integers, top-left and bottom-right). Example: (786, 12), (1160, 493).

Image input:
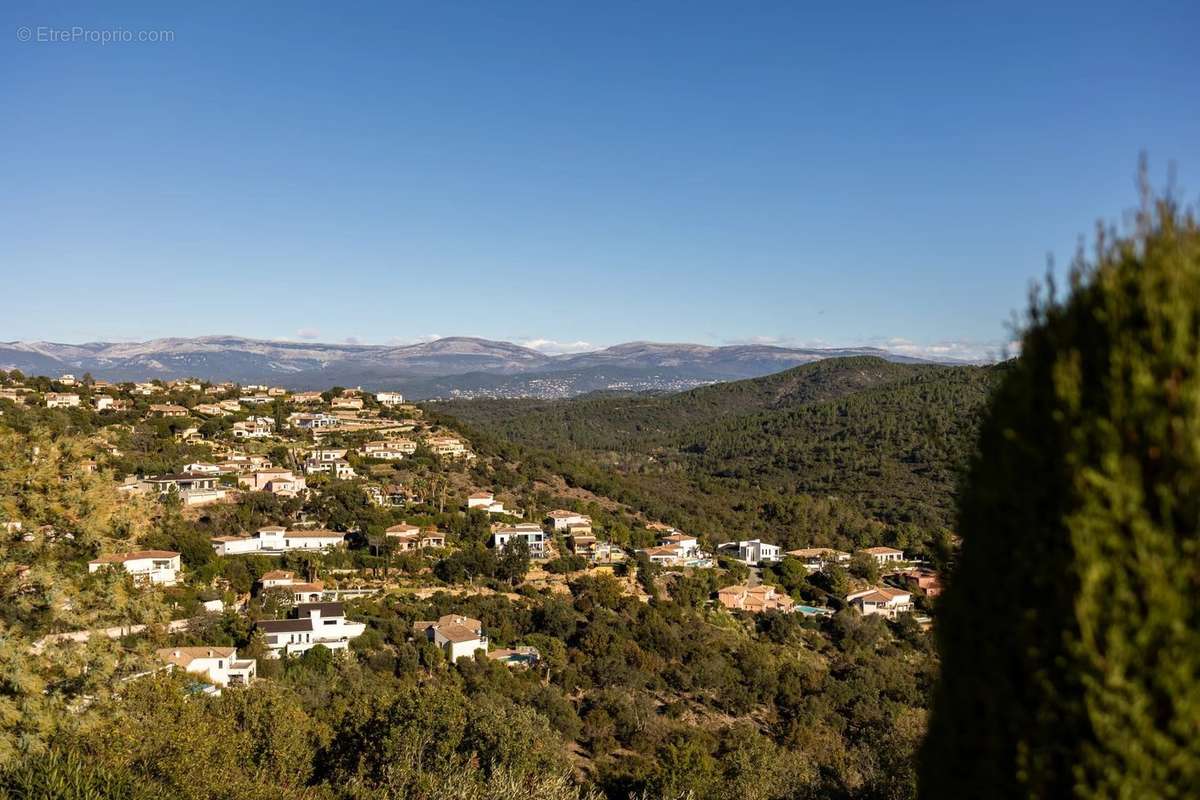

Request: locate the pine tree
(921, 188), (1200, 797)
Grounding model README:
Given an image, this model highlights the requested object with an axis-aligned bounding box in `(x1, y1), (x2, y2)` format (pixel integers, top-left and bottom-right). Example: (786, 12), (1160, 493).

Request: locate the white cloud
(343, 336), (363, 345)
(727, 335), (1014, 363)
(295, 328), (321, 340)
(517, 338), (596, 355)
(724, 335), (837, 349)
(386, 334), (442, 346)
(865, 337), (1014, 363)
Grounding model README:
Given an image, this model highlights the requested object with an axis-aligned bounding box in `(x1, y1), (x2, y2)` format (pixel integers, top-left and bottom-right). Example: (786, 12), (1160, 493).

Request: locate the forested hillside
(435, 358), (1004, 557)
(0, 401), (934, 799)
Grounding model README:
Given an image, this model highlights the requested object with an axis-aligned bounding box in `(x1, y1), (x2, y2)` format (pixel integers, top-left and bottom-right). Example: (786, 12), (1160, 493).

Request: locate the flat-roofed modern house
(720, 539), (782, 566)
(142, 473), (227, 506)
(145, 473), (220, 493)
(210, 526), (345, 556)
(289, 412), (339, 430)
(491, 523), (547, 559)
(88, 550), (181, 586)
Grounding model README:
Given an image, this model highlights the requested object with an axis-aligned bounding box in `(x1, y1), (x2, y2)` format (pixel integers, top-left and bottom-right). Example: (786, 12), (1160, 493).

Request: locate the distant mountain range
(0, 335), (982, 399)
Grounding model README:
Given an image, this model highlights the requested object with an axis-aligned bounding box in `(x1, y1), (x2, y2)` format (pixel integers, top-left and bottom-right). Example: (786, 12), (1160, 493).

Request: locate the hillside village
(0, 365), (947, 798)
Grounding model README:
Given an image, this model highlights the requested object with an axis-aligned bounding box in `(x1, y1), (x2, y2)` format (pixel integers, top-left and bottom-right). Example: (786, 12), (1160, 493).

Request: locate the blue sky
(2, 2), (1197, 360)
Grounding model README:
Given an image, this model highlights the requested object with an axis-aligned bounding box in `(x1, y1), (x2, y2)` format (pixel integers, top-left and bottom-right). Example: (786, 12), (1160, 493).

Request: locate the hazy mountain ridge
(0, 334), (979, 397)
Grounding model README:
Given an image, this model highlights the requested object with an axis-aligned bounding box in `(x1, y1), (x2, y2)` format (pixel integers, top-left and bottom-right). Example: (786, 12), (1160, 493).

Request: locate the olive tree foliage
(922, 186), (1200, 798)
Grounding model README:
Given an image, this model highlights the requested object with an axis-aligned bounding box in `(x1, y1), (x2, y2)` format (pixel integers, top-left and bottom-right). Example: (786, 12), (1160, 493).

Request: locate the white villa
(183, 462), (224, 475)
(88, 550), (181, 586)
(45, 392), (81, 408)
(304, 458), (356, 479)
(424, 435), (473, 459)
(721, 539), (783, 566)
(210, 526), (345, 556)
(491, 523), (547, 559)
(360, 439), (416, 460)
(376, 391), (405, 406)
(290, 412), (339, 430)
(94, 395), (127, 412)
(156, 646), (256, 687)
(257, 570), (325, 603)
(232, 417), (275, 439)
(863, 546), (906, 567)
(467, 492), (506, 514)
(368, 522), (446, 555)
(142, 473), (227, 507)
(638, 531), (708, 567)
(256, 602), (366, 657)
(547, 509), (591, 530)
(413, 614), (489, 662)
(846, 586), (914, 619)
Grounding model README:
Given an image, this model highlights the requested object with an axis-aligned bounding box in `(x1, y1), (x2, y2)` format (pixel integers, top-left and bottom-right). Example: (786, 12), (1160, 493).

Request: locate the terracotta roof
(849, 585), (911, 603)
(787, 547), (846, 558)
(285, 529), (344, 539)
(260, 570), (294, 581)
(435, 622), (481, 643)
(414, 614), (484, 643)
(157, 646), (235, 668)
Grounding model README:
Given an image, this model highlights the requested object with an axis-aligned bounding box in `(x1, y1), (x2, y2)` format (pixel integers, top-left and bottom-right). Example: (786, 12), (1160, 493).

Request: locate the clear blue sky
(2, 1), (1197, 360)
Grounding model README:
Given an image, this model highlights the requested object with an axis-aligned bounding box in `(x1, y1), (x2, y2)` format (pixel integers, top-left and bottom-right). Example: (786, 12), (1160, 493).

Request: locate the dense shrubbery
(923, 195), (1200, 797)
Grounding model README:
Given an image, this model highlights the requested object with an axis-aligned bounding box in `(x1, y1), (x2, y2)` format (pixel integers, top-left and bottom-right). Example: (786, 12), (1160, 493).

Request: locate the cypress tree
(921, 190), (1200, 798)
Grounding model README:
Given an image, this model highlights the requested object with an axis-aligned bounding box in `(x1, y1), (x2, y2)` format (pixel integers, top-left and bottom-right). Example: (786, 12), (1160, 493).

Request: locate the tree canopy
(922, 193), (1200, 798)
